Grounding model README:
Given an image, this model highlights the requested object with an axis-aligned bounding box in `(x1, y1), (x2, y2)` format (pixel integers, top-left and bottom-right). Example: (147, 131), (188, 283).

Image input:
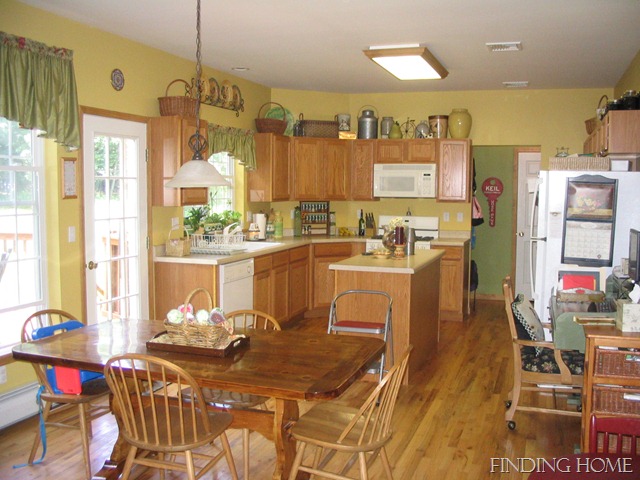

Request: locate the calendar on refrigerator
(561, 174), (617, 267)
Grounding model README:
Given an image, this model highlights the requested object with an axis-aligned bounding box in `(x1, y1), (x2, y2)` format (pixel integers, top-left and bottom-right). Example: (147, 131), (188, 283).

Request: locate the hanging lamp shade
(165, 0), (229, 189)
(165, 159), (230, 188)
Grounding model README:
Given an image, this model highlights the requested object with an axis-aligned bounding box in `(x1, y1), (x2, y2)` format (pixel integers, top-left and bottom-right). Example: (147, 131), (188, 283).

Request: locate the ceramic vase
(448, 108), (472, 138)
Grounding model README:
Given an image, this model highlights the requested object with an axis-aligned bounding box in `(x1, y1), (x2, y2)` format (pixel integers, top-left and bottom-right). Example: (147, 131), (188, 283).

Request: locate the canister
(380, 116), (394, 138)
(358, 106), (378, 139)
(428, 115), (448, 139)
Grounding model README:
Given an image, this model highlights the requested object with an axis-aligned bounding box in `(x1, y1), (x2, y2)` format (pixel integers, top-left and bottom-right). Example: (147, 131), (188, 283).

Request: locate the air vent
(486, 42), (522, 52)
(502, 81), (529, 88)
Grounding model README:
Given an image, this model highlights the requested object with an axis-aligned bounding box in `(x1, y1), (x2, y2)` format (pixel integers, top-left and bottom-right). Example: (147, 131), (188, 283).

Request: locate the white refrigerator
(530, 170), (640, 321)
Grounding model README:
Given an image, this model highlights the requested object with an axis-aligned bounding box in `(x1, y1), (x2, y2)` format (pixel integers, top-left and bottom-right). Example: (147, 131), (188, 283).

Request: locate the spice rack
(300, 201), (329, 235)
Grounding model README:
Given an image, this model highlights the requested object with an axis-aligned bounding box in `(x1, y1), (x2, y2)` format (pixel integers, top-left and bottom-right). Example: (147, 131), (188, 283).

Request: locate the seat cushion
(521, 347), (584, 375)
(512, 293), (545, 354)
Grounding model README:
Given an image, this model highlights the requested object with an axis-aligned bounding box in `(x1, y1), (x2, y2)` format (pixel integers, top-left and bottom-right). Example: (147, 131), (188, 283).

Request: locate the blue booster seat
(31, 320), (103, 394)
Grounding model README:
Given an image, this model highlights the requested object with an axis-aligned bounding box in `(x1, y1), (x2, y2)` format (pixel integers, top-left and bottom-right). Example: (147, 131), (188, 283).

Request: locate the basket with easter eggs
(147, 287), (249, 356)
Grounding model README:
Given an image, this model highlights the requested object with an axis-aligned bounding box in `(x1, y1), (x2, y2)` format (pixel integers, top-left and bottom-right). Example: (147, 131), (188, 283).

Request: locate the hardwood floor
(0, 300), (581, 479)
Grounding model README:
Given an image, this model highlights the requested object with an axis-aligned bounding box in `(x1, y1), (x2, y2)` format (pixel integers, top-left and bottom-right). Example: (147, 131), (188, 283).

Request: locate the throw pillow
(511, 293), (544, 355)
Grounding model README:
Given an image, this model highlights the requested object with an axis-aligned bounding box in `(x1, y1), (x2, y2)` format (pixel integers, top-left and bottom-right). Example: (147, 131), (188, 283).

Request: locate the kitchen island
(329, 249), (444, 383)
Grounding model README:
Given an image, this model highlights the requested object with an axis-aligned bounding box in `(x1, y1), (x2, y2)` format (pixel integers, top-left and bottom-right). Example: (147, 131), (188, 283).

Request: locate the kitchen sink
(242, 241), (283, 251)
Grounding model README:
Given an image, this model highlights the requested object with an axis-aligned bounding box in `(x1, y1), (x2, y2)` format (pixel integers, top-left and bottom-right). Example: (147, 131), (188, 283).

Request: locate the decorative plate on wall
(111, 69), (124, 91)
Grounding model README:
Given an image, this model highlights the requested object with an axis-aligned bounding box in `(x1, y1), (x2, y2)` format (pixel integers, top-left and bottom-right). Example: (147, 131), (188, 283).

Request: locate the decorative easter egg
(166, 309), (184, 325)
(209, 308), (226, 325)
(195, 309), (210, 324)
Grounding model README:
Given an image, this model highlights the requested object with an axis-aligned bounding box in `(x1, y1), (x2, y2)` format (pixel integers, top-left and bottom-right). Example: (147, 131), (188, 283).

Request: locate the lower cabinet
(153, 263), (218, 319)
(312, 242), (364, 309)
(254, 251), (290, 325)
(431, 243), (470, 321)
(288, 246), (310, 319)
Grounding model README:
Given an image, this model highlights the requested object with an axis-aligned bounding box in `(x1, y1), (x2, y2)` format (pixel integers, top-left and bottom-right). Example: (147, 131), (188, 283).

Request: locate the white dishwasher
(218, 258), (254, 312)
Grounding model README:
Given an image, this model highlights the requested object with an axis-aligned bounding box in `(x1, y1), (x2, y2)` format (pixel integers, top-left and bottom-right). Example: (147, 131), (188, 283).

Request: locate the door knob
(517, 231), (524, 237)
(87, 260), (98, 270)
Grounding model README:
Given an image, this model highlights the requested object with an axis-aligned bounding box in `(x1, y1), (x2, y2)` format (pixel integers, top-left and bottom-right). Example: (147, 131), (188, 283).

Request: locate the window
(207, 152), (234, 213)
(0, 118), (46, 348)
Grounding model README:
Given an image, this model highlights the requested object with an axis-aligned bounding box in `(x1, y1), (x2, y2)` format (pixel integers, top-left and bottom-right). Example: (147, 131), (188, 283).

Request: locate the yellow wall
(1, 0), (637, 393)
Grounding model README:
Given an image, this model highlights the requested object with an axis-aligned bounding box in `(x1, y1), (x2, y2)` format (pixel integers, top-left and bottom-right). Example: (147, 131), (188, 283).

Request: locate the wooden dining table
(12, 318), (385, 480)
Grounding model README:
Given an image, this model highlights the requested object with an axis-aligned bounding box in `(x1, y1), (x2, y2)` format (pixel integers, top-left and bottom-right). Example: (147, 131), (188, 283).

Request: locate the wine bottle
(358, 209), (365, 237)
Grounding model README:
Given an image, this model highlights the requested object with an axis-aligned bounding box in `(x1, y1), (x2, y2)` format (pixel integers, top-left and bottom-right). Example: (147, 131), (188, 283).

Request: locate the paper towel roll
(255, 213), (267, 240)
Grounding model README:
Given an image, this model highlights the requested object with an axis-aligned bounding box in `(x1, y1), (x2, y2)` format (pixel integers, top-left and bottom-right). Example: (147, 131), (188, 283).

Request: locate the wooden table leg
(91, 392), (129, 479)
(273, 398), (302, 480)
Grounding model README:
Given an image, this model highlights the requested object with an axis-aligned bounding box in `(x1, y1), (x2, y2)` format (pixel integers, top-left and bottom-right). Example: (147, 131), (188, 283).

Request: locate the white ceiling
(17, 0), (640, 94)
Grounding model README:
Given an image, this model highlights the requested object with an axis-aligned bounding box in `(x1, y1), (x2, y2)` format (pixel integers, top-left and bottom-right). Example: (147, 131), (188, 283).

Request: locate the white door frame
(81, 111), (150, 324)
(513, 147), (541, 297)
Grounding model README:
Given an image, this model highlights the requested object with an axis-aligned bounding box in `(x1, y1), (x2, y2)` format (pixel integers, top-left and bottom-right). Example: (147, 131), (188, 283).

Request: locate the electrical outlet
(443, 212), (450, 222)
(0, 366), (6, 384)
(171, 217), (179, 228)
(457, 212), (464, 222)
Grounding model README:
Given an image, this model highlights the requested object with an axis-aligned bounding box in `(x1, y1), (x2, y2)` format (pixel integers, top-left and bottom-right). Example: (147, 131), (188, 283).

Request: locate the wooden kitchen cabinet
(351, 139), (376, 200)
(375, 139), (437, 164)
(311, 242), (358, 309)
(153, 262), (218, 319)
(248, 133), (291, 202)
(253, 251), (290, 325)
(583, 110), (640, 157)
(288, 246), (310, 319)
(432, 243), (470, 321)
(149, 115), (208, 206)
(292, 137), (350, 200)
(581, 326), (640, 452)
(437, 139), (472, 202)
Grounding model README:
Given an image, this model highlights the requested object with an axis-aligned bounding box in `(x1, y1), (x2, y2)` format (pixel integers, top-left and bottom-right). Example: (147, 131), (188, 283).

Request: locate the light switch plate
(68, 226), (76, 243)
(0, 366), (6, 384)
(457, 212), (464, 222)
(443, 212), (450, 222)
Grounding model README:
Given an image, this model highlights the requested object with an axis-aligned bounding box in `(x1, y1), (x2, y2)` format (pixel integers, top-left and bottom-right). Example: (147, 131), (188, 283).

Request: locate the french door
(82, 114), (148, 324)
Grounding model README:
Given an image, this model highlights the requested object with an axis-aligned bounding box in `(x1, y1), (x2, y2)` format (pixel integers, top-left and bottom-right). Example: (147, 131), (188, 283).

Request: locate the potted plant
(184, 206), (209, 234)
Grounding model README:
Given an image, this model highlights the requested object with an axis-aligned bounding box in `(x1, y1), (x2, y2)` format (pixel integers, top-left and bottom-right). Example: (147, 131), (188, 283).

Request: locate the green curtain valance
(0, 31), (80, 149)
(208, 123), (256, 170)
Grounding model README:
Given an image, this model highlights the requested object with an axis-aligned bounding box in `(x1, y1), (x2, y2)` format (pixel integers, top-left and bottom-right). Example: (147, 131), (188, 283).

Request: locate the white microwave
(373, 163), (436, 198)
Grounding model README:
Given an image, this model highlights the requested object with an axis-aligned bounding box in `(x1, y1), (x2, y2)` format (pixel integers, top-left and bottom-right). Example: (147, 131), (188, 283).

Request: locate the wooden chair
(21, 309), (110, 480)
(328, 289), (393, 382)
(103, 353), (238, 480)
(199, 309), (281, 479)
(502, 276), (583, 430)
(589, 414), (640, 455)
(288, 345), (412, 480)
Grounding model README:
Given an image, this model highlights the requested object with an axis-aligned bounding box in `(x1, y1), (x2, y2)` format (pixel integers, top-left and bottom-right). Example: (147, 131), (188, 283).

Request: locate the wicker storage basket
(163, 288), (230, 347)
(255, 102), (287, 134)
(548, 156), (610, 171)
(165, 226), (191, 257)
(299, 113), (339, 138)
(585, 117), (598, 135)
(158, 79), (197, 118)
(595, 348), (640, 377)
(593, 385), (640, 415)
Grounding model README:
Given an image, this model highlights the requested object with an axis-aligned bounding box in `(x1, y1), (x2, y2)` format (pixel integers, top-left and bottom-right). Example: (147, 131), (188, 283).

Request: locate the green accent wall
(472, 146), (517, 296)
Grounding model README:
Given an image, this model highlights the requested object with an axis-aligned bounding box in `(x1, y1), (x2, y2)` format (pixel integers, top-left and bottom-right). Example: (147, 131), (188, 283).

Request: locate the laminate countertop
(329, 249), (444, 274)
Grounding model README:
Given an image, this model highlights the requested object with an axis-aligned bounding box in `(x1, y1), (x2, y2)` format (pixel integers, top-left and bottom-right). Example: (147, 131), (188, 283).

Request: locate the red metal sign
(481, 177), (504, 227)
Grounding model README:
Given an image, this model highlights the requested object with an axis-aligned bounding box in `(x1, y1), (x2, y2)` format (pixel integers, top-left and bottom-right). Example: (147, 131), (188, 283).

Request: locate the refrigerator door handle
(528, 177), (545, 299)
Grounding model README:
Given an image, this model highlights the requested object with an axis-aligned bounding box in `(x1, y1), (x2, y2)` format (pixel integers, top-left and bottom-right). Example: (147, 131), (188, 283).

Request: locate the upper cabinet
(149, 115), (208, 206)
(583, 111), (640, 156)
(437, 139), (472, 202)
(375, 139), (437, 164)
(248, 133), (291, 202)
(292, 137), (350, 200)
(351, 140), (376, 201)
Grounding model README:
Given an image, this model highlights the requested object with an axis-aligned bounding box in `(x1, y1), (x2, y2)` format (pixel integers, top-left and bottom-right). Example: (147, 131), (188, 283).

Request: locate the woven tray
(548, 156), (610, 171)
(299, 114), (339, 138)
(147, 332), (249, 357)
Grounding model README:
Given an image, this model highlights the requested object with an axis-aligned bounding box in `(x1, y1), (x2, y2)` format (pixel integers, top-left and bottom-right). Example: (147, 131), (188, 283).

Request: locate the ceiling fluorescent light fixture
(165, 0), (230, 189)
(364, 44), (448, 80)
(503, 81), (529, 88)
(486, 42), (522, 52)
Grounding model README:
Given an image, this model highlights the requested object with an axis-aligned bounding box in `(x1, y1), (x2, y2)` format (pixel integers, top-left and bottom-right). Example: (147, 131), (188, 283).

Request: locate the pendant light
(165, 0), (230, 189)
